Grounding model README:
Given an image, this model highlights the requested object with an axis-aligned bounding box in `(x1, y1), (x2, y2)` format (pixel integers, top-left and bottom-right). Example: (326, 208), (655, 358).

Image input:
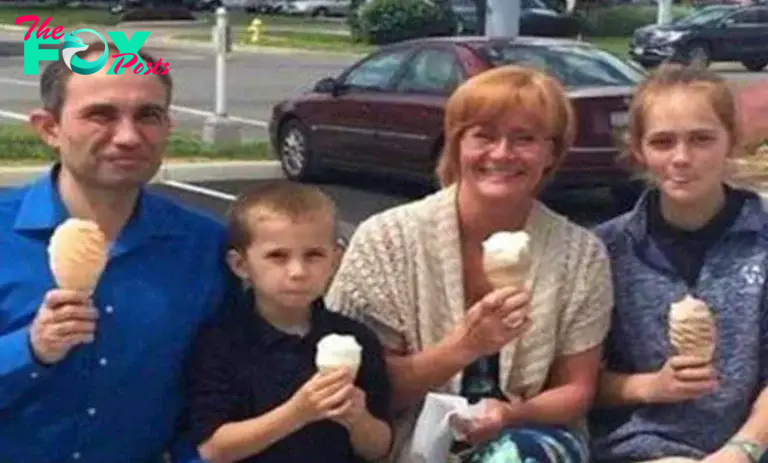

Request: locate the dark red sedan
(268, 36), (647, 202)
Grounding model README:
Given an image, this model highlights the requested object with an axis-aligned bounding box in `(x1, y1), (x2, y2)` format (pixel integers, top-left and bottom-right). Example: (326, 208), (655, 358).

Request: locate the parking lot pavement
(1, 174), (623, 246)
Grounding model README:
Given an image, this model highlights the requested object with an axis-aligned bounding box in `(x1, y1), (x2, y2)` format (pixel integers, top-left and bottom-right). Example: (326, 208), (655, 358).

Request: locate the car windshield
(478, 43), (646, 87)
(672, 6), (732, 25)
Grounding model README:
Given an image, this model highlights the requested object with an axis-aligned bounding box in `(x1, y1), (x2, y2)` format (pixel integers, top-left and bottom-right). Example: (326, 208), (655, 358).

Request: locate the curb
(0, 160), (284, 187)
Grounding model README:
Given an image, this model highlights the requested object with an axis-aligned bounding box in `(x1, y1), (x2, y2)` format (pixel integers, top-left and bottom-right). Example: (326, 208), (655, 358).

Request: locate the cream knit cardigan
(325, 185), (614, 462)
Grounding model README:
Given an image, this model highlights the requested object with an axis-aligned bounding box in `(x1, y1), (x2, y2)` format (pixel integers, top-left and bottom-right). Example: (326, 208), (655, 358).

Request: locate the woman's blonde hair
(435, 65), (576, 187)
(623, 63), (741, 173)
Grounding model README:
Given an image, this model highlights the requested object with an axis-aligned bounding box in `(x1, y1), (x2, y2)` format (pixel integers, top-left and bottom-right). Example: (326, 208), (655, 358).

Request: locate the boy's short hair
(227, 180), (338, 251)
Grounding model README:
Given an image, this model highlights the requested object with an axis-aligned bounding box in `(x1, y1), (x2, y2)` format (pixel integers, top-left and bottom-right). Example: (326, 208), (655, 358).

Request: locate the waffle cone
(48, 218), (109, 292)
(668, 295), (716, 361)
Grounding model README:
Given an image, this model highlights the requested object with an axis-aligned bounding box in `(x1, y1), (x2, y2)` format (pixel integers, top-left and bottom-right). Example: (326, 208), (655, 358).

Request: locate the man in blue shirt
(0, 42), (233, 463)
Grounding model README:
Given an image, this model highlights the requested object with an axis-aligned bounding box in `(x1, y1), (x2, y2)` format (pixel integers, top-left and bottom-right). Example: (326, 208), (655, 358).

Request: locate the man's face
(42, 58), (171, 191)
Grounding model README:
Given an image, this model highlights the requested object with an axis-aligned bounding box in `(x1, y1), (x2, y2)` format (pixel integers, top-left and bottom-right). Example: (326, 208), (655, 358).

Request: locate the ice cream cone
(669, 295), (716, 361)
(482, 231), (532, 290)
(48, 218), (109, 292)
(315, 333), (362, 375)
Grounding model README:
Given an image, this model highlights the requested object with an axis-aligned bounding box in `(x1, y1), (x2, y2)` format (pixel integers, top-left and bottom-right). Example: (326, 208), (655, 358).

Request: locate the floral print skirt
(458, 425), (589, 463)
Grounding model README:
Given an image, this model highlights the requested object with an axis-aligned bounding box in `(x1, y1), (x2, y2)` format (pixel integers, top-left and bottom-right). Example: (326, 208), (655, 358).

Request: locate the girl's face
(458, 114), (555, 204)
(634, 88), (732, 205)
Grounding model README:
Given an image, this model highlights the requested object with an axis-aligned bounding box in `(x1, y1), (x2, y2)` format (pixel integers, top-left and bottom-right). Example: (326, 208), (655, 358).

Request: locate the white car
(282, 0), (350, 16)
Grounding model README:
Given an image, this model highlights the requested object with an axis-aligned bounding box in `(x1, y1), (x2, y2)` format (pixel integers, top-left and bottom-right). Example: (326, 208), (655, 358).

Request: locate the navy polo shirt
(589, 187), (768, 462)
(0, 165), (233, 463)
(184, 295), (392, 463)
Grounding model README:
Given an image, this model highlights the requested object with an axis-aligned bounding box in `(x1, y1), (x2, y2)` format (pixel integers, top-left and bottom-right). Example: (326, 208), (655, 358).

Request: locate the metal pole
(215, 6), (227, 116)
(202, 6), (241, 145)
(485, 0), (520, 38)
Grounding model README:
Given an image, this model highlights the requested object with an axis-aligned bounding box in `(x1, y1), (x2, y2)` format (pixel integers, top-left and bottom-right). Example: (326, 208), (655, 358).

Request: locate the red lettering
(133, 62), (144, 75)
(15, 15), (64, 41)
(15, 14), (39, 41)
(51, 26), (64, 40)
(35, 17), (54, 39)
(160, 64), (171, 75)
(149, 59), (171, 75)
(112, 52), (138, 73)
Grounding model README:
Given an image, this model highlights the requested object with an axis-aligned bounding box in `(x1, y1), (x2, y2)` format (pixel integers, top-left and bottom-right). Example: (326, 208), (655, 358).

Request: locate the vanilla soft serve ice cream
(315, 334), (363, 374)
(669, 294), (716, 361)
(48, 218), (109, 292)
(482, 231), (532, 289)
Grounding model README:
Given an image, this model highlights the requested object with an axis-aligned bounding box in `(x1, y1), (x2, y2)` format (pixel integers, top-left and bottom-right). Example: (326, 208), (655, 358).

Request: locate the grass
(175, 27), (373, 54)
(0, 5), (118, 27)
(200, 11), (346, 28)
(588, 36), (629, 59)
(175, 27), (631, 58)
(0, 124), (274, 165)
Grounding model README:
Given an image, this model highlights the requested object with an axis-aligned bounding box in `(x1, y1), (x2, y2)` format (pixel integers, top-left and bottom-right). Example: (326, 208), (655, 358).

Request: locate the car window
(728, 8), (759, 24)
(754, 7), (768, 23)
(395, 49), (461, 94)
(480, 44), (646, 87)
(343, 49), (411, 90)
(673, 6), (731, 26)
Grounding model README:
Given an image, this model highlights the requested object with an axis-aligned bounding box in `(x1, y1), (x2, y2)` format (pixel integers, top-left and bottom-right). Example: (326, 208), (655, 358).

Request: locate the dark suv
(629, 4), (768, 71)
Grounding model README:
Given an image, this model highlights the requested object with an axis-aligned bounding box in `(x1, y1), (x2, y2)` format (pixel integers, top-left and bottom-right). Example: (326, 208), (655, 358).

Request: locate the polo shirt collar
(13, 163), (182, 240)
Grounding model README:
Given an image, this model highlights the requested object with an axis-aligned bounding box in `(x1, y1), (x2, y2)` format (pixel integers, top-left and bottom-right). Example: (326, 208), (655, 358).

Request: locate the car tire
(312, 7), (329, 17)
(684, 43), (710, 68)
(278, 119), (320, 182)
(742, 59), (768, 72)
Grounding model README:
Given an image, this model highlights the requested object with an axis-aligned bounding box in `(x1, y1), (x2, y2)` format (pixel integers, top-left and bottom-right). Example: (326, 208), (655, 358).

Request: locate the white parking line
(160, 180), (356, 246)
(0, 77), (270, 128)
(162, 179), (237, 201)
(0, 109), (27, 121)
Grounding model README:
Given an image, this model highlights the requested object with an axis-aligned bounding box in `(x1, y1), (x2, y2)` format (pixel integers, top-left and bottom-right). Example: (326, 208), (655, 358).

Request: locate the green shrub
(579, 5), (695, 37)
(352, 0), (457, 45)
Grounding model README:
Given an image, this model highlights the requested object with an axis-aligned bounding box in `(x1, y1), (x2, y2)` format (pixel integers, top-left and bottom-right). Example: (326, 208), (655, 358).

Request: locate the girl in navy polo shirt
(588, 63), (768, 463)
(184, 181), (392, 463)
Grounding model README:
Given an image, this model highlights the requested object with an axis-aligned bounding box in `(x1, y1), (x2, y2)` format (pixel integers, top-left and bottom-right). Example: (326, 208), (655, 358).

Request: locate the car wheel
(742, 59), (768, 72)
(312, 7), (329, 17)
(278, 119), (319, 181)
(685, 43), (710, 68)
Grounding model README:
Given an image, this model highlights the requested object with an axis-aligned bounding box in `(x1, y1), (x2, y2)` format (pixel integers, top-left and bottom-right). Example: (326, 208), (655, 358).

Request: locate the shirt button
(99, 358), (108, 367)
(30, 372), (39, 379)
(72, 452), (81, 460)
(105, 305), (114, 314)
(87, 407), (97, 416)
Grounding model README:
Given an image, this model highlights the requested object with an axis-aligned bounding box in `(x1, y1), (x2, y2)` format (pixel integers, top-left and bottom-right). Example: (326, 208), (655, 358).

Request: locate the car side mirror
(314, 77), (340, 95)
(721, 18), (735, 27)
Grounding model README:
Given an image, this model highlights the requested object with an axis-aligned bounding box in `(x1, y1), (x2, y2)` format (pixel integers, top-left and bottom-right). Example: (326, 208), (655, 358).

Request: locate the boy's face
(228, 212), (339, 317)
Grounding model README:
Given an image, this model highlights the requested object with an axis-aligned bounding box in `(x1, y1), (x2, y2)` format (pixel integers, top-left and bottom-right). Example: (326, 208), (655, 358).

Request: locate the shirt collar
(624, 185), (768, 244)
(244, 294), (331, 348)
(13, 163), (182, 240)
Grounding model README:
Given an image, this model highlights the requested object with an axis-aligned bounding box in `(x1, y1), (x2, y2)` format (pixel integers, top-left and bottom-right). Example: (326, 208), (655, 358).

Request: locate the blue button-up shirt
(0, 166), (233, 463)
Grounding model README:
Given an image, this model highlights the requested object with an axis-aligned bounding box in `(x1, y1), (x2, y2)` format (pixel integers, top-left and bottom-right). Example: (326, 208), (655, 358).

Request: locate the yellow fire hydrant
(248, 18), (263, 43)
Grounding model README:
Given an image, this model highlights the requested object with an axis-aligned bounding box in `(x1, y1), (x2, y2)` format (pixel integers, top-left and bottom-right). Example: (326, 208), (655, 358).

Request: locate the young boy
(184, 180), (393, 463)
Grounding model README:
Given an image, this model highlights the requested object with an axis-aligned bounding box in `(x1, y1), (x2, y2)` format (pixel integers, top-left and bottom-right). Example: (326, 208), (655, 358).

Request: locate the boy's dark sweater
(184, 294), (392, 463)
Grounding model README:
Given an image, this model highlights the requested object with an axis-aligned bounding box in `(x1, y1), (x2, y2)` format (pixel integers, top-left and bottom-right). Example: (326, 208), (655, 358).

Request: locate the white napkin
(409, 393), (485, 463)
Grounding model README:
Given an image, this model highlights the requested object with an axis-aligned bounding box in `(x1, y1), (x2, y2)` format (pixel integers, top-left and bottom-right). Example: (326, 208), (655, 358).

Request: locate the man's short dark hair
(40, 41), (173, 119)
